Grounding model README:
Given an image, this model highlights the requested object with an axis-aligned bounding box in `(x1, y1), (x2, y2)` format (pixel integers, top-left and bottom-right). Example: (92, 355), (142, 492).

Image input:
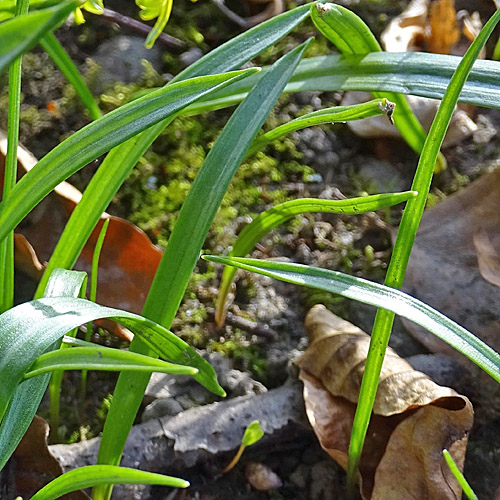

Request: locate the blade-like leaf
(36, 1), (314, 299)
(0, 268), (86, 470)
(24, 346), (198, 378)
(40, 32), (101, 120)
(0, 0), (80, 74)
(346, 5), (500, 489)
(188, 52), (500, 114)
(310, 2), (435, 166)
(206, 256), (500, 385)
(244, 98), (394, 159)
(29, 465), (188, 500)
(0, 296), (222, 469)
(0, 69), (258, 245)
(94, 41), (313, 500)
(215, 191), (416, 325)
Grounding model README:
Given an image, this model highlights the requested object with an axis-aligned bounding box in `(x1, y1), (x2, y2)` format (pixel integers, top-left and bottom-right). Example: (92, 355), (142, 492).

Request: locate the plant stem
(345, 7), (500, 494)
(0, 0), (29, 313)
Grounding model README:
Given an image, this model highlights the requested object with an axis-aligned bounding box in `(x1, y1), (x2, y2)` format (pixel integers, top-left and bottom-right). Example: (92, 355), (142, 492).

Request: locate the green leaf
(40, 32), (101, 120)
(24, 346), (198, 379)
(0, 68), (258, 246)
(0, 296), (222, 470)
(242, 420), (264, 447)
(310, 2), (433, 165)
(29, 465), (188, 500)
(35, 2), (313, 300)
(244, 98), (394, 159)
(442, 450), (478, 500)
(94, 41), (313, 500)
(0, 268), (86, 470)
(0, 0), (80, 74)
(136, 0), (173, 49)
(188, 52), (500, 115)
(345, 5), (500, 489)
(205, 256), (500, 385)
(215, 191), (416, 325)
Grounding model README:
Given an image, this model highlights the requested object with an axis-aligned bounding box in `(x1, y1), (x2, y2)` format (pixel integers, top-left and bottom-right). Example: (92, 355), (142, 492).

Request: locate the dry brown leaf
(429, 0), (460, 54)
(0, 131), (163, 340)
(402, 167), (500, 357)
(2, 415), (89, 499)
(473, 228), (500, 288)
(298, 305), (473, 500)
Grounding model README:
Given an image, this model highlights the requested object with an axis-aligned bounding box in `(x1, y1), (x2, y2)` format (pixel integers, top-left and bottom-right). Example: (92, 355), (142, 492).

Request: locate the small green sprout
(223, 420), (264, 474)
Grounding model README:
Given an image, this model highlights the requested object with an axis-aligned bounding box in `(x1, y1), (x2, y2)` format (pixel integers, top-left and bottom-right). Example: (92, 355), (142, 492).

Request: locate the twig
(94, 8), (186, 51)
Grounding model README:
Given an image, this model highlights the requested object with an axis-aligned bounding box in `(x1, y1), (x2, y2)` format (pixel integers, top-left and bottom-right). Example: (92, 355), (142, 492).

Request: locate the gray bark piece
(49, 384), (309, 499)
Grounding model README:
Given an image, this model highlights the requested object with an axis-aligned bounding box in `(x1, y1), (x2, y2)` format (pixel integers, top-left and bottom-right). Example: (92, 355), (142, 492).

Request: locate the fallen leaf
(2, 415), (89, 499)
(402, 167), (500, 357)
(0, 131), (163, 340)
(298, 305), (473, 500)
(473, 228), (500, 288)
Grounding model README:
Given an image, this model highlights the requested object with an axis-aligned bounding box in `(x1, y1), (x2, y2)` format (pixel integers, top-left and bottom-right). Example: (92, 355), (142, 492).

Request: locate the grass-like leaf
(309, 2), (440, 168)
(443, 450), (478, 500)
(0, 0), (80, 74)
(189, 52), (500, 114)
(24, 346), (198, 378)
(0, 296), (222, 469)
(215, 191), (416, 325)
(244, 98), (394, 159)
(346, 5), (500, 491)
(94, 41), (313, 500)
(0, 69), (257, 246)
(40, 32), (101, 120)
(35, 2), (313, 300)
(29, 465), (188, 500)
(0, 268), (87, 469)
(206, 256), (500, 385)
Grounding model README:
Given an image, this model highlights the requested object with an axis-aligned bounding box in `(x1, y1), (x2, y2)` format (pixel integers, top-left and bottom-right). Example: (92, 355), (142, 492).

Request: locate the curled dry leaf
(1, 131), (163, 340)
(402, 167), (500, 357)
(297, 305), (473, 500)
(344, 0), (483, 147)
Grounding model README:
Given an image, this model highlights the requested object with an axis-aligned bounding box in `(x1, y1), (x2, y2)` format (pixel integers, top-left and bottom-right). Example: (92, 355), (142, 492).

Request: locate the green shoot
(223, 420), (264, 473)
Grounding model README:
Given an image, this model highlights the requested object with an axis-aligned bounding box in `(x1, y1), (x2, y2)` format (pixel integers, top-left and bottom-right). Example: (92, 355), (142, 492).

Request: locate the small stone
(245, 462), (282, 491)
(180, 48), (203, 68)
(290, 464), (310, 488)
(141, 398), (184, 422)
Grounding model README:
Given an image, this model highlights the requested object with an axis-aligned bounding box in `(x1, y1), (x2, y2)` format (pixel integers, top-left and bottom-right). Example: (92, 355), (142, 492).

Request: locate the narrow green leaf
(189, 52), (500, 115)
(206, 256), (500, 385)
(0, 69), (258, 245)
(0, 0), (80, 75)
(215, 191), (416, 325)
(0, 0), (30, 314)
(347, 6), (500, 490)
(0, 268), (87, 470)
(40, 32), (101, 120)
(95, 41), (313, 500)
(29, 465), (188, 500)
(0, 296), (221, 470)
(24, 346), (198, 378)
(310, 2), (435, 165)
(245, 98), (394, 159)
(443, 450), (478, 500)
(242, 420), (264, 447)
(35, 1), (314, 301)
